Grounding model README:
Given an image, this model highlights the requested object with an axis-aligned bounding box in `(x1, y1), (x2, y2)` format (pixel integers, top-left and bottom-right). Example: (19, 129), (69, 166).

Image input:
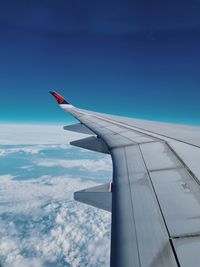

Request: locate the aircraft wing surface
(50, 91), (200, 267)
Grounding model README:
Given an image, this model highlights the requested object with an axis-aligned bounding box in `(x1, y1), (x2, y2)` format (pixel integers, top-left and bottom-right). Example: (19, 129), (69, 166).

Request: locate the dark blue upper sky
(1, 0), (200, 124)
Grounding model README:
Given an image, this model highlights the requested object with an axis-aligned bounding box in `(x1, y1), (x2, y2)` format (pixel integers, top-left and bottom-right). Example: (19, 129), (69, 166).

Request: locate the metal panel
(94, 127), (114, 136)
(76, 117), (91, 124)
(124, 145), (177, 267)
(129, 136), (156, 143)
(140, 142), (181, 171)
(119, 130), (142, 139)
(169, 140), (200, 184)
(150, 168), (200, 237)
(172, 236), (200, 267)
(70, 136), (110, 154)
(119, 131), (156, 143)
(103, 134), (135, 148)
(69, 110), (85, 118)
(93, 111), (200, 147)
(94, 120), (113, 127)
(105, 125), (127, 133)
(73, 120), (112, 136)
(111, 146), (177, 267)
(111, 146), (141, 267)
(74, 183), (112, 212)
(63, 123), (95, 135)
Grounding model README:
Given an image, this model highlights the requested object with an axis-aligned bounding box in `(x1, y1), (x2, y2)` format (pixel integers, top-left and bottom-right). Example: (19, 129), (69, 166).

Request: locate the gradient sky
(1, 0), (200, 125)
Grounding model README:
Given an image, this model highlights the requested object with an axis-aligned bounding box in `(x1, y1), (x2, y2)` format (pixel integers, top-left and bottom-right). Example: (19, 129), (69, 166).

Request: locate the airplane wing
(50, 91), (200, 267)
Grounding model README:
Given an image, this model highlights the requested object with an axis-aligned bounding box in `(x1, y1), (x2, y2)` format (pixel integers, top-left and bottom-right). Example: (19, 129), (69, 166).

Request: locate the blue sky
(1, 0), (200, 125)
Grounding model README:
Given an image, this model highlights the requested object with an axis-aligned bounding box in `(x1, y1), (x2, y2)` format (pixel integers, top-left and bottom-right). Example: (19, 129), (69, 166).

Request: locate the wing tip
(49, 91), (70, 105)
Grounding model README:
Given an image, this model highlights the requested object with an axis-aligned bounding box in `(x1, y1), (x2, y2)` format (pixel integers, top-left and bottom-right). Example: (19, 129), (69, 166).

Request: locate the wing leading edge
(50, 91), (200, 267)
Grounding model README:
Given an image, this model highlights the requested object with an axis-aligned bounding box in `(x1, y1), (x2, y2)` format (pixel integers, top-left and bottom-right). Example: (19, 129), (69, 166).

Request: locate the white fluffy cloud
(0, 174), (111, 267)
(37, 158), (112, 172)
(0, 124), (86, 145)
(0, 144), (73, 158)
(0, 124), (112, 267)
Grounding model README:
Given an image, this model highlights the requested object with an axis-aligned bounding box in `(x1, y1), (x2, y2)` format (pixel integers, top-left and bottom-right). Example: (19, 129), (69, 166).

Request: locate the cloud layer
(0, 125), (112, 267)
(0, 124), (85, 145)
(0, 174), (111, 267)
(37, 158), (111, 172)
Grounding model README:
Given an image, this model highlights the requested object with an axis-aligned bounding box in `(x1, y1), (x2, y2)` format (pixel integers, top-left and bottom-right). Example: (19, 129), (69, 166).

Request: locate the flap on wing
(64, 123), (95, 135)
(74, 183), (112, 212)
(70, 136), (110, 154)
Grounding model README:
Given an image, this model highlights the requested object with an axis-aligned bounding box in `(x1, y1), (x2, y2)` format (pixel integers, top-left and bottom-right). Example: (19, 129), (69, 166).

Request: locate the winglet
(49, 91), (70, 105)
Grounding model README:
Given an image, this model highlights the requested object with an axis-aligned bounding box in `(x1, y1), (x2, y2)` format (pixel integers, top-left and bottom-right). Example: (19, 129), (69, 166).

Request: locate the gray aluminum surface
(74, 183), (112, 212)
(110, 145), (177, 267)
(116, 130), (142, 139)
(63, 123), (95, 135)
(150, 168), (200, 237)
(70, 136), (110, 154)
(140, 142), (181, 171)
(56, 104), (200, 267)
(169, 141), (200, 184)
(90, 110), (200, 147)
(172, 236), (200, 267)
(104, 125), (128, 133)
(119, 131), (156, 143)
